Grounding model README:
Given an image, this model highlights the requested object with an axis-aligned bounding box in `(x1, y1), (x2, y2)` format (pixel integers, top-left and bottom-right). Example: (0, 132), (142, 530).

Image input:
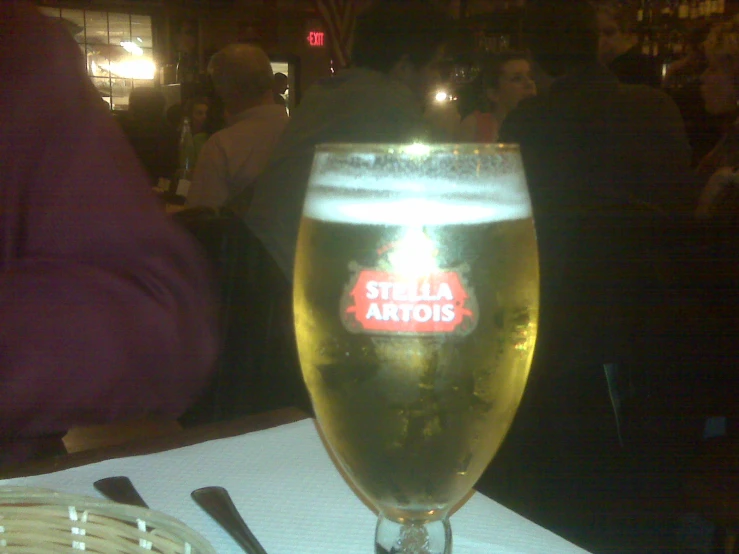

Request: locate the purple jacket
(0, 3), (218, 460)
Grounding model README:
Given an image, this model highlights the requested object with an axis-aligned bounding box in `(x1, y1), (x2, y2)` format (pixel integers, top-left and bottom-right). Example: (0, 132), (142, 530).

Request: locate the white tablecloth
(0, 419), (590, 553)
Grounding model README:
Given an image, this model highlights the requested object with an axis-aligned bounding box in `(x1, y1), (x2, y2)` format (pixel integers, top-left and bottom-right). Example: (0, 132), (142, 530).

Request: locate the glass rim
(313, 143), (521, 155)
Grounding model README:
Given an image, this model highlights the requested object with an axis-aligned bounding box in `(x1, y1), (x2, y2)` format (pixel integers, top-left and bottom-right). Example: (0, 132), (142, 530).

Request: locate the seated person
(697, 16), (739, 186)
(492, 0), (697, 547)
(243, 1), (453, 278)
(664, 25), (725, 167)
(117, 87), (179, 186)
(0, 2), (218, 465)
(695, 16), (739, 290)
(184, 96), (212, 166)
(594, 0), (661, 88)
(186, 44), (289, 209)
(457, 51), (537, 143)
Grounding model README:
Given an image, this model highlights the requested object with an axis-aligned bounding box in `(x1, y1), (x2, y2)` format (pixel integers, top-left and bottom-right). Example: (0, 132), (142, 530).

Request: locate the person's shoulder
(618, 47), (653, 65)
(239, 105), (289, 131)
(616, 81), (679, 111)
(262, 105), (290, 136)
(1, 2), (85, 80)
(161, 120), (179, 139)
(268, 104), (290, 122)
(1, 2), (58, 41)
(216, 107), (287, 150)
(193, 132), (210, 148)
(505, 94), (547, 125)
(611, 48), (662, 87)
(498, 95), (547, 143)
(198, 125), (230, 156)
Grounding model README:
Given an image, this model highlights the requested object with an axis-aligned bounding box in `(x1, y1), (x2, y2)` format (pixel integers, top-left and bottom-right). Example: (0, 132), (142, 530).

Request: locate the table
(0, 408), (305, 479)
(0, 408), (592, 553)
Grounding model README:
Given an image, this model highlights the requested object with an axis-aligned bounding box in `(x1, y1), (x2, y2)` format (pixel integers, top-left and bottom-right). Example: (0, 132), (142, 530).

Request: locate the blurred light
(136, 37), (143, 43)
(388, 227), (438, 277)
(100, 58), (156, 80)
(120, 41), (143, 56)
(434, 90), (448, 103)
(403, 143), (431, 157)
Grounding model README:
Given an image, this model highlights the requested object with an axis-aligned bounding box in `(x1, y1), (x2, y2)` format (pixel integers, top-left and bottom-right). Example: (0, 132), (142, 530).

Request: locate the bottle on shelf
(646, 0), (655, 25)
(661, 0), (674, 19)
(689, 0), (699, 19)
(641, 28), (651, 56)
(174, 117), (195, 201)
(679, 0), (690, 19)
(661, 30), (682, 85)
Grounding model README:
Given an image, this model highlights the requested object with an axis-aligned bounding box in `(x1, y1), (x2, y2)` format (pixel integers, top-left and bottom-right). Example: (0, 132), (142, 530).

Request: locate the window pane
(108, 12), (131, 46)
(106, 47), (156, 81)
(130, 15), (153, 48)
(91, 77), (111, 98)
(135, 47), (156, 81)
(85, 11), (109, 45)
(61, 9), (85, 42)
(111, 78), (134, 110)
(132, 79), (154, 89)
(87, 44), (110, 77)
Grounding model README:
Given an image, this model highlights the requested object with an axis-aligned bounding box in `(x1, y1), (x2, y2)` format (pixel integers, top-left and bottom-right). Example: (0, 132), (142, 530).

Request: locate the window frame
(38, 5), (156, 111)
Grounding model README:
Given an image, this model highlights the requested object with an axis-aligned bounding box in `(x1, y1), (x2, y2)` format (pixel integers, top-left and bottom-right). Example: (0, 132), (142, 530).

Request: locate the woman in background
(697, 15), (739, 217)
(457, 51), (536, 143)
(185, 96), (212, 164)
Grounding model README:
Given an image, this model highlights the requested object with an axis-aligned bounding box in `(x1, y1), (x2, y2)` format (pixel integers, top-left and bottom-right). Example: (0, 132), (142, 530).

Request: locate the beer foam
(304, 176), (532, 225)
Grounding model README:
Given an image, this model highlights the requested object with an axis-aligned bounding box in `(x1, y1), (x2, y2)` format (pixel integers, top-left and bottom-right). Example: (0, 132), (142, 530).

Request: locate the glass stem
(375, 514), (451, 554)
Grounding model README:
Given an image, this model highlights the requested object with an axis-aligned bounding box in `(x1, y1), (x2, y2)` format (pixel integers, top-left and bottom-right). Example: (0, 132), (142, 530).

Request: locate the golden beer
(293, 144), (538, 552)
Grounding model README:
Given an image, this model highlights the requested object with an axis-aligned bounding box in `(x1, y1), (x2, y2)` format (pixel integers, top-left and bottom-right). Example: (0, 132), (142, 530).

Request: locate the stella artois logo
(340, 230), (478, 336)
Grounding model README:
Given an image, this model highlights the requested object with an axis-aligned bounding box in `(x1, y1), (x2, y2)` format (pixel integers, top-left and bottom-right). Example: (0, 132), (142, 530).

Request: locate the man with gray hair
(187, 44), (288, 208)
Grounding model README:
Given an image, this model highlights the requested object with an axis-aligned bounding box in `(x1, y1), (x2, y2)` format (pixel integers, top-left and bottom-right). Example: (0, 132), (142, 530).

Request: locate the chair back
(172, 207), (310, 425)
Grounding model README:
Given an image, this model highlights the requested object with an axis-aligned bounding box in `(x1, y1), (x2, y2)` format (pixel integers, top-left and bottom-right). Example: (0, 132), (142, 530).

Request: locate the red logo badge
(341, 264), (478, 336)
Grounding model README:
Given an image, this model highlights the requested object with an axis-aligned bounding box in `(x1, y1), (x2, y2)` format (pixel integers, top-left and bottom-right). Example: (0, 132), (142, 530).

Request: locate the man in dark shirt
(117, 87), (179, 186)
(489, 0), (696, 549)
(243, 2), (451, 278)
(594, 0), (662, 88)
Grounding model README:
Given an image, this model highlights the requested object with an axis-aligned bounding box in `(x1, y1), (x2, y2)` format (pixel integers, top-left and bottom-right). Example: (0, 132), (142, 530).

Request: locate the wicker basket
(0, 486), (216, 553)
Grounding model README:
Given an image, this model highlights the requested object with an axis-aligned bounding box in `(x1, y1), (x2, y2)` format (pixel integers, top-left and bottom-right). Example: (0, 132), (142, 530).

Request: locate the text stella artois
(342, 264), (478, 336)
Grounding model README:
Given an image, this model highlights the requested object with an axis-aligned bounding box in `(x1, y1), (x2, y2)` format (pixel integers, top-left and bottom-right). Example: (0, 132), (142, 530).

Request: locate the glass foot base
(375, 515), (451, 554)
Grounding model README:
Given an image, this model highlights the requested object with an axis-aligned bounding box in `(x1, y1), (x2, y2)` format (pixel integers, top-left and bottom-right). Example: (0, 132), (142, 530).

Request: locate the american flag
(314, 0), (358, 69)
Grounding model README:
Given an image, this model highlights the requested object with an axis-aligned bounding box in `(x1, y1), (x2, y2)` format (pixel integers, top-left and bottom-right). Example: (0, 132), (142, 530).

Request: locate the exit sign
(307, 31), (325, 47)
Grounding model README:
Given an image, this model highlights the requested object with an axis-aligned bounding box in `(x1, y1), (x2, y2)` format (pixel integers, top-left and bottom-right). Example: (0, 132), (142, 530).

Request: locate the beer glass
(294, 144), (539, 553)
